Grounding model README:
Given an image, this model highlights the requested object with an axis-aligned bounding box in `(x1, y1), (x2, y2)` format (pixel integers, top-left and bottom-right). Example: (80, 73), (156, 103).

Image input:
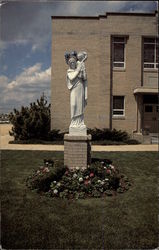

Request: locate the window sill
(113, 68), (126, 72)
(144, 68), (158, 73)
(112, 116), (125, 120)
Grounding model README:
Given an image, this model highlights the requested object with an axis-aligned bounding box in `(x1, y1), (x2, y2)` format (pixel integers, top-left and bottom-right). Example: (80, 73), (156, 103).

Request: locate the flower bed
(26, 158), (131, 199)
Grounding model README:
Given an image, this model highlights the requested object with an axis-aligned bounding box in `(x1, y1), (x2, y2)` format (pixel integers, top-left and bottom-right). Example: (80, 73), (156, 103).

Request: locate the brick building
(51, 11), (158, 139)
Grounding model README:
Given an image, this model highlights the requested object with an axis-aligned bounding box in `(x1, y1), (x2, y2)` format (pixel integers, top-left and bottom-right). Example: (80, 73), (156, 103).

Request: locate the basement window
(112, 37), (127, 68)
(144, 37), (158, 69)
(113, 96), (125, 116)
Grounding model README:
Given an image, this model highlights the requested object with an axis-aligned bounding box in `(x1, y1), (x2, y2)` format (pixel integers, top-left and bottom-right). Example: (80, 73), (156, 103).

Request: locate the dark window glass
(144, 43), (155, 63)
(144, 38), (155, 43)
(144, 63), (154, 68)
(113, 96), (124, 109)
(113, 37), (125, 43)
(143, 95), (158, 104)
(156, 106), (159, 112)
(156, 44), (158, 63)
(145, 105), (153, 112)
(113, 43), (124, 62)
(113, 110), (124, 115)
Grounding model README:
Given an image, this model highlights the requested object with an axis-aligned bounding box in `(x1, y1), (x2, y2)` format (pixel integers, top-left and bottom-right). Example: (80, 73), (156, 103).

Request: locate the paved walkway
(0, 134), (158, 151)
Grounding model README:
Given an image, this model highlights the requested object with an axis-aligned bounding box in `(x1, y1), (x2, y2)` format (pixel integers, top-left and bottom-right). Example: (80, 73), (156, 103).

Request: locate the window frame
(143, 37), (158, 70)
(112, 96), (125, 117)
(112, 37), (127, 69)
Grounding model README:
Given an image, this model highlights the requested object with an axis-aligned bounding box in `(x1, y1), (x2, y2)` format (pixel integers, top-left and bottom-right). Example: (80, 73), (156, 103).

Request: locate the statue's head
(65, 51), (77, 65)
(68, 57), (77, 69)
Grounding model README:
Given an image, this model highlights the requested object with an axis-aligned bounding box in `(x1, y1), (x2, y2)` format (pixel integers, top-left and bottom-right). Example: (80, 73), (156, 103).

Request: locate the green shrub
(9, 94), (51, 140)
(87, 128), (140, 144)
(87, 128), (130, 141)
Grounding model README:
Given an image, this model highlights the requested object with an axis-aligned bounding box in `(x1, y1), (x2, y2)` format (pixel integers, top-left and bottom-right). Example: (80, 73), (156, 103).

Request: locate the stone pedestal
(64, 134), (92, 170)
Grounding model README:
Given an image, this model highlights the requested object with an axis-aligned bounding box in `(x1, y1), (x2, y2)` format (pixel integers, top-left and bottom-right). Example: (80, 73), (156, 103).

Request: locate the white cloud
(0, 63), (51, 112)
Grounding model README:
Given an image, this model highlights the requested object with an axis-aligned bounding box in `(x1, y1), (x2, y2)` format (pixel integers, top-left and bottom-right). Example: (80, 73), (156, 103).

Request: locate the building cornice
(51, 11), (158, 19)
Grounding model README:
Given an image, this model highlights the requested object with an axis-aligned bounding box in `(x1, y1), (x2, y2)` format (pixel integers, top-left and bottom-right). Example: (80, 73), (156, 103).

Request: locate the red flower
(84, 180), (89, 185)
(106, 169), (111, 175)
(84, 180), (91, 185)
(90, 173), (94, 178)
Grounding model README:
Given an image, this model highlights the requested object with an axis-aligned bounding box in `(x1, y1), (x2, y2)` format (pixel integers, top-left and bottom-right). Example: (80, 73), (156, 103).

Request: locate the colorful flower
(73, 173), (78, 178)
(105, 178), (109, 181)
(79, 177), (83, 183)
(53, 189), (58, 194)
(90, 173), (94, 178)
(106, 169), (111, 174)
(84, 180), (89, 185)
(110, 165), (115, 170)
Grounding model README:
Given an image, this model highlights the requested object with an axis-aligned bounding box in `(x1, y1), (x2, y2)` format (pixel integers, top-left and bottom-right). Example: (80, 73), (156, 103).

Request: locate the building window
(112, 37), (126, 68)
(144, 37), (158, 69)
(145, 105), (153, 112)
(113, 96), (125, 116)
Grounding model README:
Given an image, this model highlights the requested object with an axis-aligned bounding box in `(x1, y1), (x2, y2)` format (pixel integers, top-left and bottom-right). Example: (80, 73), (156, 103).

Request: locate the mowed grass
(1, 150), (158, 249)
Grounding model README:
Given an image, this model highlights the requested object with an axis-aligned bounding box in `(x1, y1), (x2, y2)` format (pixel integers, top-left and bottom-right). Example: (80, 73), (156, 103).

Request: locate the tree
(9, 94), (51, 140)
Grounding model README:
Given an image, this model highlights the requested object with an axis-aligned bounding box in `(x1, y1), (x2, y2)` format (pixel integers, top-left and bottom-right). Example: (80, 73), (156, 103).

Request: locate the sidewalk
(0, 134), (158, 151)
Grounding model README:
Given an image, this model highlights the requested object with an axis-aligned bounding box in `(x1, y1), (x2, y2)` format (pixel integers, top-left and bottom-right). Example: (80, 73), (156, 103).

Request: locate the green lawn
(1, 150), (158, 249)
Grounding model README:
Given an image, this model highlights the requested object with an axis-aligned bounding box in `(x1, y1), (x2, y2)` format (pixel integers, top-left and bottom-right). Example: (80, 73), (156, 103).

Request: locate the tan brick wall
(51, 13), (158, 134)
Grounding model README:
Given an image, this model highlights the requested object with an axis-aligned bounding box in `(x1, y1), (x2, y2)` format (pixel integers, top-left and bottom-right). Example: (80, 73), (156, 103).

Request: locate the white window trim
(144, 38), (158, 70)
(113, 37), (126, 69)
(112, 96), (125, 117)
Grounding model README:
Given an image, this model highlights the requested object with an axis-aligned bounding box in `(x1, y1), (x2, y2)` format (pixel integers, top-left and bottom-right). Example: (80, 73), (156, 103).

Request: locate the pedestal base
(64, 134), (92, 170)
(69, 125), (87, 136)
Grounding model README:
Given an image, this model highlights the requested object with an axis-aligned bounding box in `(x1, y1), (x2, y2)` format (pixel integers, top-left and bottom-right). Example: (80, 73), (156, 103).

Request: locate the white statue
(65, 51), (88, 135)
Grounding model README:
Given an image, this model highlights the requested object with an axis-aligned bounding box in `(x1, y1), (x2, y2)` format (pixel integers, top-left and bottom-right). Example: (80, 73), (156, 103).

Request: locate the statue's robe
(67, 66), (87, 120)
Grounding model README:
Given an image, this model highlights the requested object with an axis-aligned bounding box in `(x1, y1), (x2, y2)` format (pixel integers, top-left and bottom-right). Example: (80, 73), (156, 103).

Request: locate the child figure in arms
(77, 51), (88, 107)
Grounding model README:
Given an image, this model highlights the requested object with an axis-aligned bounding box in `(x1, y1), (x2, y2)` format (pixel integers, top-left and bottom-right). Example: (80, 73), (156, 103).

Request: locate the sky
(0, 0), (158, 113)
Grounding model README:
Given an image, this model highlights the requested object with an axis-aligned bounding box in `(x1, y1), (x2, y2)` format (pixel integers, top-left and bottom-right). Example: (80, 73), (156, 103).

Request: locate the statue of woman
(65, 51), (88, 135)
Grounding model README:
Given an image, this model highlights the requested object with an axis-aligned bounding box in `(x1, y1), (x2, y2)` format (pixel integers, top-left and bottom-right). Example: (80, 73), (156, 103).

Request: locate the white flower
(76, 167), (80, 171)
(37, 170), (40, 174)
(110, 165), (115, 170)
(101, 181), (105, 185)
(85, 175), (89, 180)
(105, 178), (109, 181)
(53, 181), (57, 184)
(98, 180), (102, 183)
(53, 189), (58, 194)
(79, 177), (83, 183)
(57, 182), (61, 187)
(104, 166), (107, 169)
(73, 173), (77, 178)
(45, 167), (50, 172)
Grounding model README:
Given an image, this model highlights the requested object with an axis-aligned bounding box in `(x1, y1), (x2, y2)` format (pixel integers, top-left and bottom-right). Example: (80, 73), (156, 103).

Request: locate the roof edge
(51, 11), (158, 19)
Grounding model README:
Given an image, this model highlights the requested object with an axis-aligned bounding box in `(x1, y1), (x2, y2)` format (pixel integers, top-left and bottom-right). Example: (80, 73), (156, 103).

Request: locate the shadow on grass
(1, 150), (158, 249)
